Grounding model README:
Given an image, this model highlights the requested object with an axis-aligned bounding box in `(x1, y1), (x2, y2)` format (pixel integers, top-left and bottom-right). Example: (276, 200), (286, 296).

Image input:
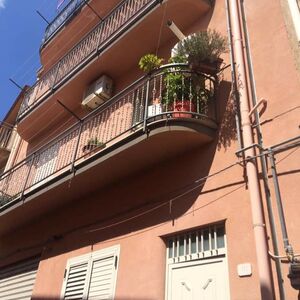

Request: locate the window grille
(167, 224), (226, 262)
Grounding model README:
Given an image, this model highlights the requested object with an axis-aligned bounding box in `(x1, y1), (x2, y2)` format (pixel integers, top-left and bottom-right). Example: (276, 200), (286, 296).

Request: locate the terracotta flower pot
(171, 100), (196, 118)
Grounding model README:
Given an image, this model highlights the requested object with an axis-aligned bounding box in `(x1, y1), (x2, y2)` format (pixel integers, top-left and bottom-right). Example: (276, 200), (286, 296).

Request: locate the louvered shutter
(61, 246), (119, 300)
(0, 257), (39, 300)
(63, 262), (89, 300)
(87, 255), (116, 300)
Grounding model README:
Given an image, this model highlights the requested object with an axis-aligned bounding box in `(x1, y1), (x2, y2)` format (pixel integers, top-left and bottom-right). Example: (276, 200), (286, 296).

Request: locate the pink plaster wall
(1, 0), (300, 299)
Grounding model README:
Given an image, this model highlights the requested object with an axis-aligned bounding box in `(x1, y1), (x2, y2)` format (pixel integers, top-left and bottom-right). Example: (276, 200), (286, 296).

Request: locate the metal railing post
(70, 121), (84, 173)
(143, 77), (150, 132)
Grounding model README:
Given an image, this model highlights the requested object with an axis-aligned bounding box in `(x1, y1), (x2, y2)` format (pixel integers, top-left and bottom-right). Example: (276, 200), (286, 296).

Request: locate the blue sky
(0, 0), (63, 121)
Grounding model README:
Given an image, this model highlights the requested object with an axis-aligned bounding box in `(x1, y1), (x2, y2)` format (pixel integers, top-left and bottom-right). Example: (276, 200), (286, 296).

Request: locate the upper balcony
(42, 0), (87, 48)
(17, 0), (212, 141)
(39, 0), (123, 73)
(0, 64), (218, 233)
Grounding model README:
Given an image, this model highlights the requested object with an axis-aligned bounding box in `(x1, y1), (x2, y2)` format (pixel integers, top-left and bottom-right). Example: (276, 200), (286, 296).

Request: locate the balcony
(18, 0), (163, 120)
(0, 65), (218, 229)
(42, 0), (87, 47)
(17, 0), (212, 140)
(0, 125), (15, 168)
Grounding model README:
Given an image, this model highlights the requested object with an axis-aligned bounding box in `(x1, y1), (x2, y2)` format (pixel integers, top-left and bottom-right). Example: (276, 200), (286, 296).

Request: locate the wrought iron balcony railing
(18, 0), (160, 120)
(42, 0), (86, 46)
(0, 64), (217, 210)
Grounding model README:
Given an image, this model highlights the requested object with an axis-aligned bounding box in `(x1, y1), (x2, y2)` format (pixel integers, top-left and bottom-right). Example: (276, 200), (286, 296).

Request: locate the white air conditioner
(82, 75), (113, 109)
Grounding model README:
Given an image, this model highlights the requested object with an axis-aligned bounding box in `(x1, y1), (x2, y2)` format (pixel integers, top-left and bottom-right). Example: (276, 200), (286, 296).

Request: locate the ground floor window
(61, 245), (119, 300)
(165, 224), (230, 300)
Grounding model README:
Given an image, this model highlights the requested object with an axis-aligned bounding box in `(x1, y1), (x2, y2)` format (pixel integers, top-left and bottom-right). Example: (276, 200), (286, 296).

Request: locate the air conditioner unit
(82, 75), (113, 109)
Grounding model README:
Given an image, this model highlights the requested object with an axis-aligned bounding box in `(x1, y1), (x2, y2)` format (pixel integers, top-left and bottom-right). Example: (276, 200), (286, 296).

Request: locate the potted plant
(82, 137), (105, 154)
(162, 55), (196, 118)
(162, 55), (214, 118)
(139, 54), (164, 117)
(175, 30), (227, 75)
(138, 53), (163, 73)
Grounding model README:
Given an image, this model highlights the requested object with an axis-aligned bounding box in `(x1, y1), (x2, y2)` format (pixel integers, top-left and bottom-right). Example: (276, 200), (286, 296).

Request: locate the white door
(167, 258), (230, 300)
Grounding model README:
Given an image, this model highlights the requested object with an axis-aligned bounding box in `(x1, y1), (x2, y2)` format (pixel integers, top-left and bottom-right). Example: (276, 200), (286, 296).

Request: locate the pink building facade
(0, 0), (299, 299)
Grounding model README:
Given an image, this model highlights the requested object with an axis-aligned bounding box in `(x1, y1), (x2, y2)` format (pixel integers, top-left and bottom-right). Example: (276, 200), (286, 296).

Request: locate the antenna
(36, 10), (50, 25)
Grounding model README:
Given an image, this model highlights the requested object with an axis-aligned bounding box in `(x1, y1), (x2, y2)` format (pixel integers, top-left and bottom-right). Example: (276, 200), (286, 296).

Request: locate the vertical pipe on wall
(225, 0), (244, 151)
(239, 1), (286, 298)
(227, 0), (274, 298)
(269, 152), (291, 252)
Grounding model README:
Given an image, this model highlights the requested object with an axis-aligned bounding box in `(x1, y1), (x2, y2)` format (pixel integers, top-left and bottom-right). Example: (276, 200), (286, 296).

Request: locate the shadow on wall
(36, 80), (233, 257)
(217, 80), (237, 151)
(0, 80), (234, 264)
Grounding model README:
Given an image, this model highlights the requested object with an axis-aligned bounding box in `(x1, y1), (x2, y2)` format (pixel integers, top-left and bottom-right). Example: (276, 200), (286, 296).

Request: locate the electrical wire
(9, 1), (98, 88)
(0, 138), (299, 262)
(155, 1), (167, 56)
(0, 160), (241, 261)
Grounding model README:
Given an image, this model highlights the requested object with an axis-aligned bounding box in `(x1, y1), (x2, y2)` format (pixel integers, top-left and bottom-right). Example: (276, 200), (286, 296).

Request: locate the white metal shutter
(87, 255), (115, 300)
(0, 257), (39, 300)
(61, 246), (119, 300)
(63, 262), (89, 300)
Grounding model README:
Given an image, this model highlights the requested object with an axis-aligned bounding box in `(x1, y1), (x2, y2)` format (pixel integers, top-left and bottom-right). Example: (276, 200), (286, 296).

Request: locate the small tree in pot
(175, 30), (227, 75)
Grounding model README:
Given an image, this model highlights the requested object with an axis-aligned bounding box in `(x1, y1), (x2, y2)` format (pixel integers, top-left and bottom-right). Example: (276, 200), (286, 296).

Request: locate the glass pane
(179, 236), (184, 256)
(211, 229), (215, 250)
(186, 235), (190, 255)
(203, 230), (209, 251)
(198, 232), (202, 252)
(217, 227), (225, 248)
(191, 233), (197, 254)
(174, 238), (178, 257)
(168, 239), (173, 258)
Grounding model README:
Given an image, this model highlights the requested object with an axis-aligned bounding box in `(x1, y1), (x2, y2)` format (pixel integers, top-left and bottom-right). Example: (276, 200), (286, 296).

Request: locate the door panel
(168, 259), (229, 300)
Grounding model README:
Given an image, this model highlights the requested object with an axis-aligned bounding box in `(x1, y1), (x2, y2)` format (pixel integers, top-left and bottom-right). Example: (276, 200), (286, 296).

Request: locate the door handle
(202, 278), (213, 290)
(181, 281), (191, 291)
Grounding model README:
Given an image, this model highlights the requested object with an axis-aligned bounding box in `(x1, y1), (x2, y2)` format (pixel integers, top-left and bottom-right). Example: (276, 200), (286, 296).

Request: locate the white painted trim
(288, 0), (300, 45)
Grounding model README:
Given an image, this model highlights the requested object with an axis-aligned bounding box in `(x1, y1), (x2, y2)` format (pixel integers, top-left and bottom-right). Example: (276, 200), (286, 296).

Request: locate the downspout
(227, 0), (274, 299)
(239, 1), (286, 299)
(225, 0), (244, 151)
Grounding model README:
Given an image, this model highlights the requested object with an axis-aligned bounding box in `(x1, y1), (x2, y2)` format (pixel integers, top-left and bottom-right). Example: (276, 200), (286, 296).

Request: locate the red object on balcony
(172, 100), (196, 118)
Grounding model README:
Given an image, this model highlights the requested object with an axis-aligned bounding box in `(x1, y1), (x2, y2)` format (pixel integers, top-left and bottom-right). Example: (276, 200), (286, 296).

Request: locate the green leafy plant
(175, 30), (228, 73)
(83, 137), (105, 153)
(139, 54), (163, 73)
(87, 137), (104, 146)
(162, 61), (213, 114)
